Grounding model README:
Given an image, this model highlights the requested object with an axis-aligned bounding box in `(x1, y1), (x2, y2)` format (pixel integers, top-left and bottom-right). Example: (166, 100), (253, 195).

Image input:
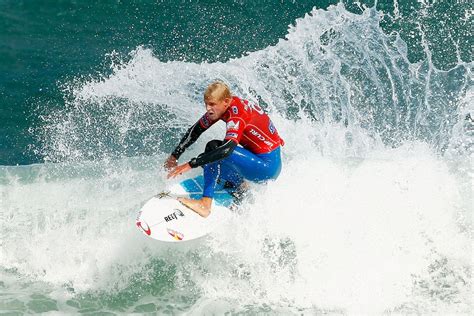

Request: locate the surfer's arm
(171, 121), (206, 159)
(188, 140), (237, 168)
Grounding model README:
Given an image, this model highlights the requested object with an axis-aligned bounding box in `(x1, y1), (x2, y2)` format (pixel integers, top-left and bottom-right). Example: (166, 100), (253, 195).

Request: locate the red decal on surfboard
(137, 221), (151, 235)
(167, 228), (184, 241)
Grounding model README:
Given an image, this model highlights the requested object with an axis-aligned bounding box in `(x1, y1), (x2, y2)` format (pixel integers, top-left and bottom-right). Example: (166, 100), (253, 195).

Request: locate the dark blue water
(1, 0), (326, 165)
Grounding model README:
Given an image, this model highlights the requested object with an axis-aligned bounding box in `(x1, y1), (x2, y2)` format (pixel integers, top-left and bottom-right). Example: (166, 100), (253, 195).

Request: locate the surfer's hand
(164, 155), (178, 171)
(167, 162), (191, 179)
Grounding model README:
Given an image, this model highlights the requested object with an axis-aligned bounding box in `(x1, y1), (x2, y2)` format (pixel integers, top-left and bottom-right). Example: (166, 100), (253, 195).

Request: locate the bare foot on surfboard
(177, 197), (212, 218)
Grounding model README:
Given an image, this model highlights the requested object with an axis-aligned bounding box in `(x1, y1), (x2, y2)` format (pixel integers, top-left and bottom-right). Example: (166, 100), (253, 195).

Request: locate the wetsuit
(172, 96), (284, 198)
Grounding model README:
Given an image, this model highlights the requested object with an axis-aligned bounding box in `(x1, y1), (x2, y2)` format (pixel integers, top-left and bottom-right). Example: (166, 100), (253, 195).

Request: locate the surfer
(165, 81), (284, 217)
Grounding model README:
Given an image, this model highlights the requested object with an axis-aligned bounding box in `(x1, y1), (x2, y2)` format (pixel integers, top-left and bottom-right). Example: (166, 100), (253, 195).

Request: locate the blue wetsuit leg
(203, 146), (281, 198)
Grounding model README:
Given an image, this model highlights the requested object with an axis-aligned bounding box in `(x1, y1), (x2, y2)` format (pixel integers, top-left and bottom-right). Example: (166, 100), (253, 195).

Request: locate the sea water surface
(1, 0), (472, 314)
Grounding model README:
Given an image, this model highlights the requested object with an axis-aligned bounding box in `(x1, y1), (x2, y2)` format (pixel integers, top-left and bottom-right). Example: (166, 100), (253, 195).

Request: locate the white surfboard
(136, 175), (235, 242)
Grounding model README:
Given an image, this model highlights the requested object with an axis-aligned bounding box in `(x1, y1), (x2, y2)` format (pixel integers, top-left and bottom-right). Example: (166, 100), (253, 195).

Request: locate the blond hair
(204, 81), (231, 101)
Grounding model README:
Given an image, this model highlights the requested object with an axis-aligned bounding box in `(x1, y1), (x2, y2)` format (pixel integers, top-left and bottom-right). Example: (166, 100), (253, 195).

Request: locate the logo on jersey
(231, 106), (238, 114)
(226, 120), (240, 131)
(268, 121), (276, 134)
(250, 128), (274, 147)
(225, 132), (239, 139)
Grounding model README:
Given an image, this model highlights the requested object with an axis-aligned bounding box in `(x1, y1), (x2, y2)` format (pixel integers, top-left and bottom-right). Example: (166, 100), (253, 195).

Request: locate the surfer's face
(205, 97), (231, 120)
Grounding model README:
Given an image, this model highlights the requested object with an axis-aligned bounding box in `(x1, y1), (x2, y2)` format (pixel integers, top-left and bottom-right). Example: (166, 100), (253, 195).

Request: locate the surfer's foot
(178, 197), (212, 218)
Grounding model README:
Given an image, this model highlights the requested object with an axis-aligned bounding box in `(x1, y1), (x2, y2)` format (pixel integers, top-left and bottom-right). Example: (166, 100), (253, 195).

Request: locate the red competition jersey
(198, 96), (284, 154)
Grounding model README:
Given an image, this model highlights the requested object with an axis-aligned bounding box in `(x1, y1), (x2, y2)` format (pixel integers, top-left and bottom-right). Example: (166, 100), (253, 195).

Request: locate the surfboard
(136, 175), (235, 242)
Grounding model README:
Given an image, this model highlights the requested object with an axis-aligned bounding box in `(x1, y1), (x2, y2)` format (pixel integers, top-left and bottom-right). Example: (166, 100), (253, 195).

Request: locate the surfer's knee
(205, 139), (223, 153)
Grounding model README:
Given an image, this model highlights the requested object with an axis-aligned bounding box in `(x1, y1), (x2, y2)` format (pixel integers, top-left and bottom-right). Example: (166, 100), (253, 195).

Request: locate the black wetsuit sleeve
(171, 122), (206, 159)
(189, 140), (237, 168)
